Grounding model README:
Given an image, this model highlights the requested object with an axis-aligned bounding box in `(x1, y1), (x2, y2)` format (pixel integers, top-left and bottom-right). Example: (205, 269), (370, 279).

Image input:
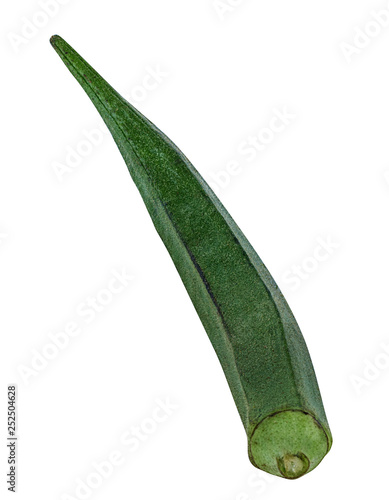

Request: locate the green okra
(50, 35), (332, 479)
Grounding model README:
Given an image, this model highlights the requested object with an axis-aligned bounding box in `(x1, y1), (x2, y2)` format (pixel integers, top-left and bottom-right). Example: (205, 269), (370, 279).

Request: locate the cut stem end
(277, 452), (310, 479)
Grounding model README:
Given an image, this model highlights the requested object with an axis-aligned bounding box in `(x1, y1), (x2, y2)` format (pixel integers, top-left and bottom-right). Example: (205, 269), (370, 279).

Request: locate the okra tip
(50, 34), (70, 55)
(49, 34), (61, 47)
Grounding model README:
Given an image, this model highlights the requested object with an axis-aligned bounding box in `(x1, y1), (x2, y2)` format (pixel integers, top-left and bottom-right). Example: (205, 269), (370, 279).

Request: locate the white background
(2, 0), (389, 498)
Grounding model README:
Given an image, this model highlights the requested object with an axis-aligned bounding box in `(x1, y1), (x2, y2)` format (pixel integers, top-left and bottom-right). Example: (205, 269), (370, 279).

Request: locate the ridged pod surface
(50, 35), (332, 479)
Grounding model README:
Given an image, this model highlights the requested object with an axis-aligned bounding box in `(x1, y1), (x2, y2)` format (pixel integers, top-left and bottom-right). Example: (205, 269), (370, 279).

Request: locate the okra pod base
(248, 409), (331, 479)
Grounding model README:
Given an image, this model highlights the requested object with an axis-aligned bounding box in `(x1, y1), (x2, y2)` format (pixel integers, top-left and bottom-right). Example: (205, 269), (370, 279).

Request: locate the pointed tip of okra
(50, 35), (71, 55)
(248, 410), (332, 479)
(50, 34), (62, 48)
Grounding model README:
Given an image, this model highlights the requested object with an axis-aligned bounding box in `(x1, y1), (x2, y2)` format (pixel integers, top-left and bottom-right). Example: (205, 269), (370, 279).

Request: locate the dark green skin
(50, 35), (332, 478)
